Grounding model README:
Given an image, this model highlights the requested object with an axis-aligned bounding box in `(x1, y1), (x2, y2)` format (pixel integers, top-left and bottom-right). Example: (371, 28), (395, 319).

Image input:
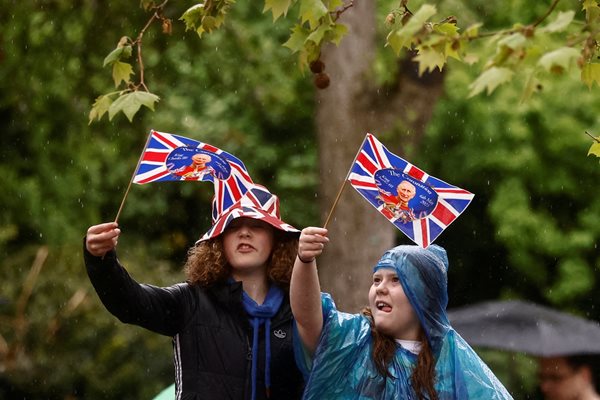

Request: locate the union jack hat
(197, 184), (300, 243)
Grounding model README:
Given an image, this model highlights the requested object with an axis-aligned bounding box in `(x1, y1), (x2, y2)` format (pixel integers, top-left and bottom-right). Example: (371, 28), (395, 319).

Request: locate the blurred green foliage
(1, 1), (599, 399)
(0, 1), (317, 398)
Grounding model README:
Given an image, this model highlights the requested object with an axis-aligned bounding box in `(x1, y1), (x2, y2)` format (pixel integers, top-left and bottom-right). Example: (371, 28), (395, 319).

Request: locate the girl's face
(368, 268), (420, 340)
(222, 217), (274, 277)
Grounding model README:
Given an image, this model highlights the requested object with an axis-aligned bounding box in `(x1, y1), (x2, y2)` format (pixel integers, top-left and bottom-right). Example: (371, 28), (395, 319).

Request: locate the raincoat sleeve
(84, 242), (192, 336)
(294, 293), (376, 397)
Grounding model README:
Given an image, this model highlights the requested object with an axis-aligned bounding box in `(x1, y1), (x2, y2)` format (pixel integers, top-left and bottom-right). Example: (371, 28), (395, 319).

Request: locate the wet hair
(362, 309), (438, 400)
(184, 228), (299, 288)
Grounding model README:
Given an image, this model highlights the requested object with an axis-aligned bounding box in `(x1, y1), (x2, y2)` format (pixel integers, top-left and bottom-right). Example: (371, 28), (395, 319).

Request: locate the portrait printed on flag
(133, 130), (255, 216)
(374, 169), (438, 224)
(166, 147), (231, 181)
(348, 133), (474, 248)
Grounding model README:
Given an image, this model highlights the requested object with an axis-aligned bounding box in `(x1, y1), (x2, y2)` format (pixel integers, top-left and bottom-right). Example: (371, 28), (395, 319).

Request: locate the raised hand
(297, 226), (329, 264)
(85, 222), (121, 257)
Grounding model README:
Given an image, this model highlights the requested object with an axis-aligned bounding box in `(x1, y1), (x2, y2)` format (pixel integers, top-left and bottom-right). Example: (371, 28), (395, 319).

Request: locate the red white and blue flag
(348, 133), (474, 248)
(133, 130), (254, 216)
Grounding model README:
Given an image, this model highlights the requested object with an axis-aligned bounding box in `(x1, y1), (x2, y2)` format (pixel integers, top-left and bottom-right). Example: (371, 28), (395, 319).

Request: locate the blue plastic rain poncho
(294, 245), (513, 399)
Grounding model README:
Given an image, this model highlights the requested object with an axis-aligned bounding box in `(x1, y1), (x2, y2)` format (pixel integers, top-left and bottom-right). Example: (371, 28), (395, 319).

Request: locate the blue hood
(374, 244), (451, 355)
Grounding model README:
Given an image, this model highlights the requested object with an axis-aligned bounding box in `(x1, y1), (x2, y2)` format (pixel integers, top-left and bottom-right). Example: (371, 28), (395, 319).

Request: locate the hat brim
(197, 206), (300, 244)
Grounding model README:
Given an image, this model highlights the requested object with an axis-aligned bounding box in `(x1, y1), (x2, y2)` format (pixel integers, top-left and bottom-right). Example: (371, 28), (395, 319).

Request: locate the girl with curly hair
(84, 185), (304, 400)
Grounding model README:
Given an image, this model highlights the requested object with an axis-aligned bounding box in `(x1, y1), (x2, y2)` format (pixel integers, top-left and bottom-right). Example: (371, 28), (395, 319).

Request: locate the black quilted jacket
(84, 247), (304, 400)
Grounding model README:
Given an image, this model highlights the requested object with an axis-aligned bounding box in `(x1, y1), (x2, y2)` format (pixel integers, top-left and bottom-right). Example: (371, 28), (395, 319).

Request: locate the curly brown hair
(184, 228), (299, 288)
(362, 307), (438, 400)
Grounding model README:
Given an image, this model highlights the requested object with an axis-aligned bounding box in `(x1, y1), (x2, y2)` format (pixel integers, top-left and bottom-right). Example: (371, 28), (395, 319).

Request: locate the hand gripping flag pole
(114, 131), (153, 223)
(322, 134), (369, 229)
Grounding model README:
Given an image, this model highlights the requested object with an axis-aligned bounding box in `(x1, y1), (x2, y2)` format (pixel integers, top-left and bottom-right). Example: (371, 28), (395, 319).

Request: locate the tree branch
(133, 0), (170, 91)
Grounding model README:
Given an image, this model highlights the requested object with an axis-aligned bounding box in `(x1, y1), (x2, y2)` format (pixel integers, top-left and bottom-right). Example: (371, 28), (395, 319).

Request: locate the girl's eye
(225, 224), (240, 232)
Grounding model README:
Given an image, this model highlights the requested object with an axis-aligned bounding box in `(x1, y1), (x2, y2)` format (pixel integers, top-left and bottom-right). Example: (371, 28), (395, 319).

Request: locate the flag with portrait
(132, 130), (254, 216)
(348, 133), (474, 248)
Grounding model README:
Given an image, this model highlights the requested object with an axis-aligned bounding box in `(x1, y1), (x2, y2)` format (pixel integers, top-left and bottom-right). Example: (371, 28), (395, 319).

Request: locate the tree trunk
(316, 2), (446, 312)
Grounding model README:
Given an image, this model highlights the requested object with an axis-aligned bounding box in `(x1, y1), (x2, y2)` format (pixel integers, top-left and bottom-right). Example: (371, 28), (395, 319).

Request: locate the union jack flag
(133, 130), (254, 216)
(348, 133), (474, 248)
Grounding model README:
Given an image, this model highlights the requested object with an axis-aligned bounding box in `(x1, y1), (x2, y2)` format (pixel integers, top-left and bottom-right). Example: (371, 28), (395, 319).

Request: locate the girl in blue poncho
(291, 227), (513, 400)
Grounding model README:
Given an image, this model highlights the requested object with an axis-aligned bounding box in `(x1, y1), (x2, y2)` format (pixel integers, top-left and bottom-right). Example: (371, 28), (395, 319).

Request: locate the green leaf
(497, 33), (527, 50)
(539, 11), (575, 33)
(103, 45), (132, 67)
(306, 23), (329, 45)
(468, 67), (514, 97)
(434, 22), (459, 36)
(108, 91), (160, 122)
(583, 0), (600, 22)
(413, 47), (446, 76)
(112, 61), (133, 87)
(140, 0), (154, 11)
(581, 63), (600, 88)
(284, 24), (310, 53)
(324, 0), (343, 10)
(202, 15), (218, 31)
(519, 71), (540, 103)
(263, 0), (293, 21)
(444, 40), (460, 60)
(537, 47), (579, 73)
(180, 4), (204, 31)
(386, 4), (437, 55)
(327, 22), (348, 45)
(299, 0), (328, 27)
(588, 142), (600, 157)
(88, 94), (114, 124)
(462, 23), (482, 39)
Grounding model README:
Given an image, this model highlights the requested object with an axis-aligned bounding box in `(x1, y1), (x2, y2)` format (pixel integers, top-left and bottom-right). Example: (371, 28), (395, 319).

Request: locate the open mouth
(237, 243), (255, 251)
(376, 301), (392, 312)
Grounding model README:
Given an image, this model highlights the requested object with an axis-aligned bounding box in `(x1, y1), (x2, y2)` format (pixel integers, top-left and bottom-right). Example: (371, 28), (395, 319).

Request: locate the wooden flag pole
(323, 134), (369, 229)
(114, 131), (154, 223)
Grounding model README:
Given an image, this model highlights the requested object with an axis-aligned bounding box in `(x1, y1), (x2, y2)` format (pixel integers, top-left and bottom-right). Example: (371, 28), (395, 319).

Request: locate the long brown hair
(184, 228), (298, 288)
(362, 307), (438, 400)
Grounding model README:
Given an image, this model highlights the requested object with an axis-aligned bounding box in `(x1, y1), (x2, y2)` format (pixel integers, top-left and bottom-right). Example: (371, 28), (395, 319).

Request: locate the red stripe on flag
(367, 135), (386, 168)
(226, 177), (242, 202)
(231, 163), (253, 183)
(406, 165), (425, 180)
(435, 188), (471, 195)
(348, 178), (377, 189)
(201, 143), (220, 152)
(356, 152), (379, 176)
(142, 151), (169, 163)
(431, 202), (456, 226)
(216, 180), (225, 215)
(136, 169), (171, 184)
(153, 131), (180, 149)
(420, 219), (429, 248)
